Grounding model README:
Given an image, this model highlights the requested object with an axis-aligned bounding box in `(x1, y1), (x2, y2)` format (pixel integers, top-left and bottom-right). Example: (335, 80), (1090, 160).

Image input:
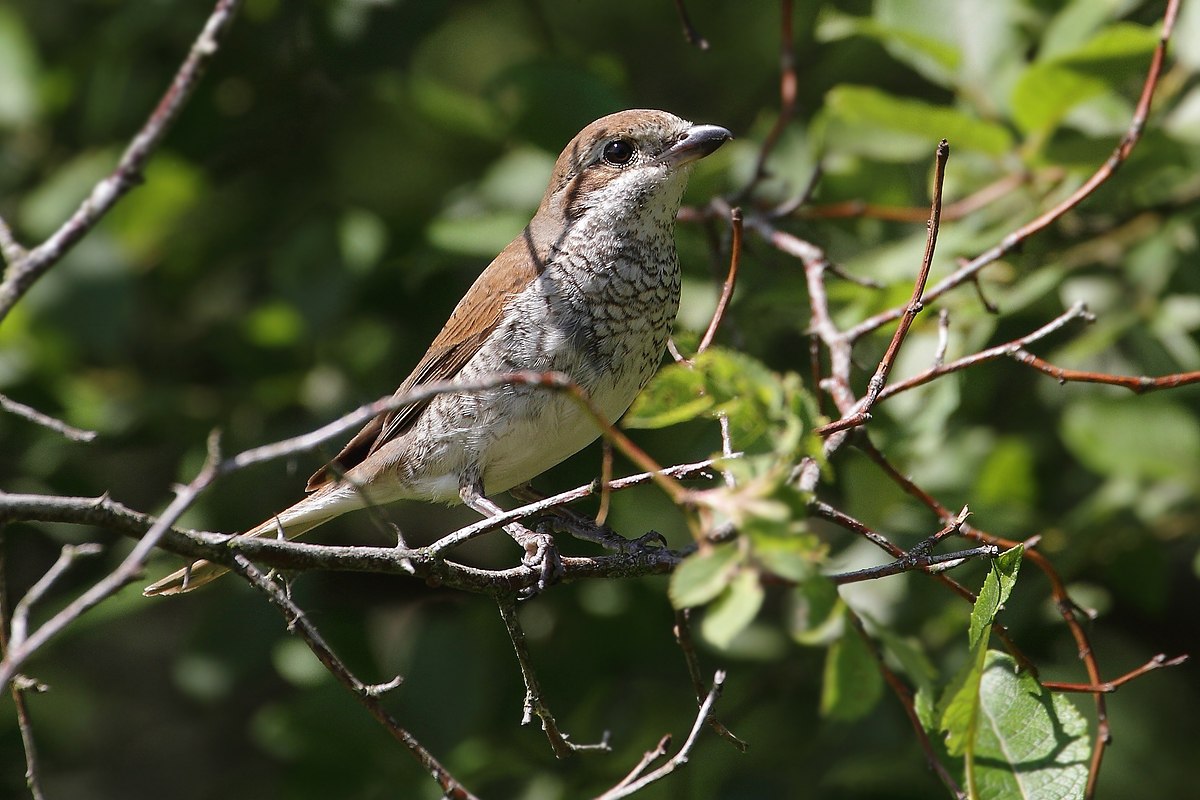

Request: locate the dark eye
(602, 138), (635, 166)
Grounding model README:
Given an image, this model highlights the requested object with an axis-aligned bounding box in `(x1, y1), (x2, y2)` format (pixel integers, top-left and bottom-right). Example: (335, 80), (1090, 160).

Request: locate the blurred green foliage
(1, 0), (1199, 798)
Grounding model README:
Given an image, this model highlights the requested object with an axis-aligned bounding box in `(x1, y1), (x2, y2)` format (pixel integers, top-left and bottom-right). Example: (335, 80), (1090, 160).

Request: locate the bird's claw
(519, 527), (563, 597)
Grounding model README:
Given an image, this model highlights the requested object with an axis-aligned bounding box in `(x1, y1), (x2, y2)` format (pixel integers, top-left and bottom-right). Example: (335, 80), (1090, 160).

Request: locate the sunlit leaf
(969, 545), (1023, 650)
(790, 578), (842, 646)
(1061, 396), (1200, 481)
(820, 621), (883, 720)
(700, 569), (764, 649)
(825, 85), (1013, 155)
(669, 543), (742, 609)
(972, 652), (1090, 800)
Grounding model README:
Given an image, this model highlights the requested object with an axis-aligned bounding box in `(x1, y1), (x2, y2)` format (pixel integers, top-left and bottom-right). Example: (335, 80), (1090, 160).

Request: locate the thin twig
(736, 0), (797, 197)
(697, 207), (743, 354)
(671, 0), (709, 49)
(847, 0), (1180, 342)
(0, 528), (47, 800)
(875, 302), (1091, 401)
(814, 139), (949, 437)
(672, 609), (747, 750)
(1041, 653), (1188, 693)
(0, 432), (223, 689)
(592, 671), (727, 800)
(0, 393), (97, 442)
(844, 608), (966, 799)
(9, 543), (104, 648)
(498, 598), (610, 757)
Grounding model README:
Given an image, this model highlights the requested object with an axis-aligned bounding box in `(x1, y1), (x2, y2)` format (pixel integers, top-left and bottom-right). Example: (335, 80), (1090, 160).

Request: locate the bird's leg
(460, 480), (563, 594)
(509, 484), (668, 553)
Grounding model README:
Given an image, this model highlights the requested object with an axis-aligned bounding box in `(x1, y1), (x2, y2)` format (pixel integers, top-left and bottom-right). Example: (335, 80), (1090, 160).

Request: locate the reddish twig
(1041, 653), (1188, 693)
(737, 0), (797, 196)
(876, 302), (1093, 401)
(814, 139), (949, 437)
(794, 170), (1038, 223)
(697, 207), (743, 354)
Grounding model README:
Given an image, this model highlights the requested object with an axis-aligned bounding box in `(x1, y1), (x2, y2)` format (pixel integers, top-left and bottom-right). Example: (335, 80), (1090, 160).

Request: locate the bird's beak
(660, 123), (733, 167)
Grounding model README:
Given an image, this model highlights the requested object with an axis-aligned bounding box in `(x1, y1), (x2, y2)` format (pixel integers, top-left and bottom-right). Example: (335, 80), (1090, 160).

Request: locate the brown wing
(306, 230), (545, 491)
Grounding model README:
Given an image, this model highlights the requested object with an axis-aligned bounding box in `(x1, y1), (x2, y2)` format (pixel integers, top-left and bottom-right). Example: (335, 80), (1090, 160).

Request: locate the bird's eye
(602, 139), (635, 166)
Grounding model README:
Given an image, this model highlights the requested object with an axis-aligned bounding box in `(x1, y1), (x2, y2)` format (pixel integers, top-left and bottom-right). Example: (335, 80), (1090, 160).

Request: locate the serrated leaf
(972, 651), (1090, 800)
(699, 569), (764, 649)
(825, 85), (1013, 155)
(820, 622), (883, 721)
(669, 543), (741, 609)
(969, 545), (1023, 650)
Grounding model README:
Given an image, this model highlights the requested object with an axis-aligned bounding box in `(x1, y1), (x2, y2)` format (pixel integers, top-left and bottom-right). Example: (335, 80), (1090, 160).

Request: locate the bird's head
(534, 110), (732, 232)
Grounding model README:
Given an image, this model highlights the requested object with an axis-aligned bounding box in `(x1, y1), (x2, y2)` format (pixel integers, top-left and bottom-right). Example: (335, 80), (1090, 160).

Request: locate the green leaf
(0, 7), (40, 128)
(820, 621), (883, 721)
(876, 627), (939, 695)
(939, 639), (989, 757)
(669, 543), (742, 609)
(1060, 396), (1200, 481)
(789, 578), (841, 645)
(1010, 64), (1108, 135)
(972, 651), (1090, 800)
(969, 545), (1023, 650)
(1011, 23), (1159, 134)
(699, 569), (764, 649)
(825, 85), (1013, 155)
(623, 362), (712, 428)
(816, 9), (960, 87)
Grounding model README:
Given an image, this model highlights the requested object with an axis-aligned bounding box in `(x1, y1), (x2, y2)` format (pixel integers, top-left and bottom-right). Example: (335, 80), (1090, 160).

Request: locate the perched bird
(145, 109), (731, 596)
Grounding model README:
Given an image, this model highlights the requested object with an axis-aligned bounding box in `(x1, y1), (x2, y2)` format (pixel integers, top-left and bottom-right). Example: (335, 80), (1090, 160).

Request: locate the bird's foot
(512, 522), (563, 596)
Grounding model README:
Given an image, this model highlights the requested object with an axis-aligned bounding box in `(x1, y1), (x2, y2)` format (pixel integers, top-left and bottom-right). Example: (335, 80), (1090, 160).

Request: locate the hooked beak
(659, 123), (733, 167)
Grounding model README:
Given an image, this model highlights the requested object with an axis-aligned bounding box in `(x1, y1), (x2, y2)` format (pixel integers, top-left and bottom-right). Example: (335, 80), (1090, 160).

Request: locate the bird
(144, 109), (731, 596)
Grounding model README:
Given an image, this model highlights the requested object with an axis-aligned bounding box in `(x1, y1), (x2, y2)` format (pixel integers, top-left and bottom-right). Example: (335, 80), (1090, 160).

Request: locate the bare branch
(0, 431), (222, 689)
(498, 598), (610, 757)
(0, 0), (246, 325)
(592, 671), (728, 800)
(0, 393), (97, 442)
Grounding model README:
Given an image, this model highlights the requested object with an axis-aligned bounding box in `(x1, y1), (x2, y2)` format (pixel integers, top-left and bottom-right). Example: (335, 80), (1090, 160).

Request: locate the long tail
(143, 483), (367, 596)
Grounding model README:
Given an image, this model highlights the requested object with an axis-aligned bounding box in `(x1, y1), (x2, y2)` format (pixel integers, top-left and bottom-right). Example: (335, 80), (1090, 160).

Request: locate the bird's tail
(143, 483), (367, 596)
